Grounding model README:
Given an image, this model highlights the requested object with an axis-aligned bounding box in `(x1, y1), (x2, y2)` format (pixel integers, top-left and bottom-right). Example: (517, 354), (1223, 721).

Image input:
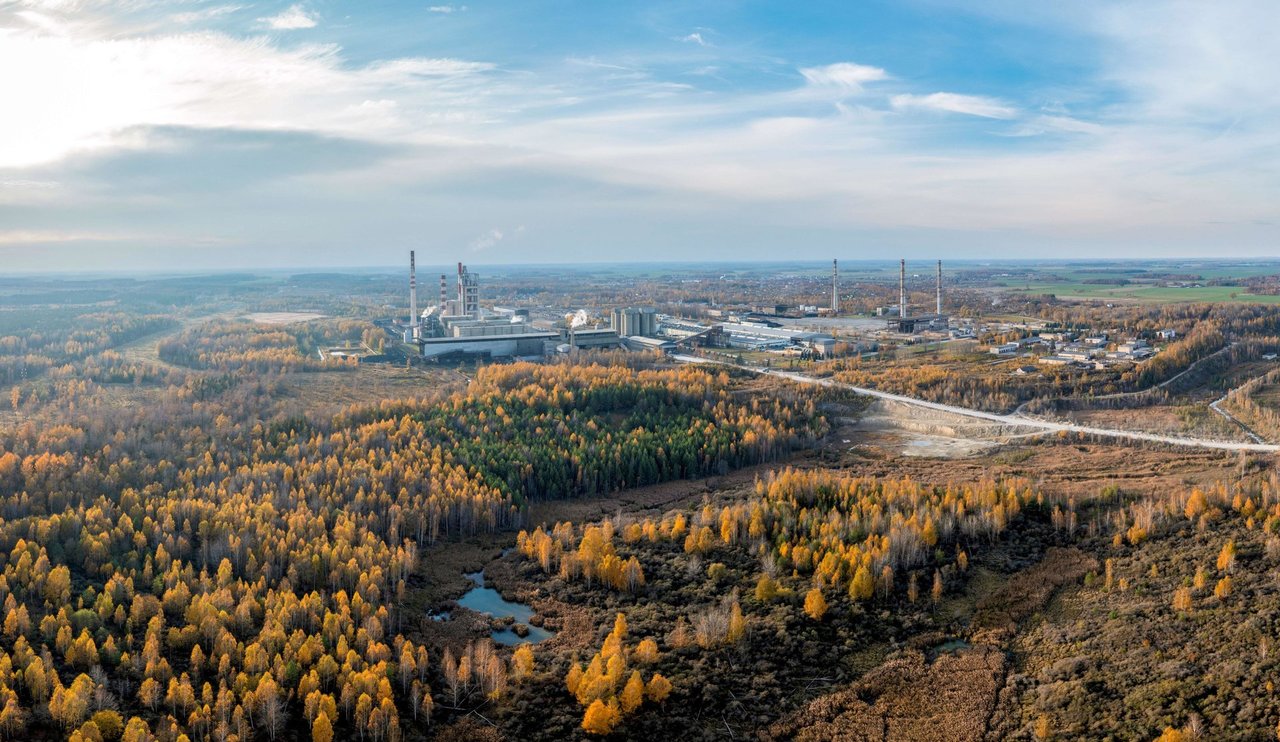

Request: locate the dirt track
(674, 355), (1280, 453)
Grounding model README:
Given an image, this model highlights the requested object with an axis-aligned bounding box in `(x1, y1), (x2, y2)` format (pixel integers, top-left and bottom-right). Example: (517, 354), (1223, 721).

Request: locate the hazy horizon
(6, 255), (1280, 279)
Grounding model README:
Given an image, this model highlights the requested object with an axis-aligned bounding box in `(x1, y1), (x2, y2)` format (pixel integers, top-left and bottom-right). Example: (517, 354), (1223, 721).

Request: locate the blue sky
(0, 0), (1277, 271)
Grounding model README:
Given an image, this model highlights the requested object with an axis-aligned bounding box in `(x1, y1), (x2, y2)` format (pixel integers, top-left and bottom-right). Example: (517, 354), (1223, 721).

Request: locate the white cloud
(0, 22), (497, 167)
(0, 229), (151, 245)
(681, 32), (707, 46)
(2, 0), (1279, 262)
(799, 62), (887, 91)
(890, 92), (1018, 119)
(258, 4), (316, 30)
(428, 5), (465, 13)
(469, 228), (504, 252)
(172, 5), (244, 25)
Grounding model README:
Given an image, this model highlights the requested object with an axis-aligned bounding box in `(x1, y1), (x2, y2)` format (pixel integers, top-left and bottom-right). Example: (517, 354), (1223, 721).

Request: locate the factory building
(418, 330), (557, 360)
(406, 255), (554, 359)
(559, 327), (622, 350)
(455, 262), (479, 318)
(418, 313), (555, 359)
(716, 322), (834, 352)
(658, 316), (713, 341)
(624, 336), (676, 353)
(611, 307), (658, 337)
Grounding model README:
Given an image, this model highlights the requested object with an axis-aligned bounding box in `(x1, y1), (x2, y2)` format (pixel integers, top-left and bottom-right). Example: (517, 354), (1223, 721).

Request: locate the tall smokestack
(409, 251), (418, 327)
(439, 274), (447, 313)
(899, 259), (907, 318)
(832, 259), (839, 314)
(936, 259), (942, 315)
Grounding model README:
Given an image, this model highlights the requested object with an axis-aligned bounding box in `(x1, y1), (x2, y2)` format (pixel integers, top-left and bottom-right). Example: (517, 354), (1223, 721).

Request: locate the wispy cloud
(258, 4), (316, 30)
(890, 92), (1017, 119)
(680, 32), (707, 46)
(0, 229), (152, 245)
(428, 5), (465, 13)
(171, 4), (243, 25)
(799, 62), (888, 91)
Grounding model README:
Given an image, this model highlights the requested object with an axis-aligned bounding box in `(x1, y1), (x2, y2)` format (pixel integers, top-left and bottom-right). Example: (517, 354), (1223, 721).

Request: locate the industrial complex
(392, 253), (970, 363)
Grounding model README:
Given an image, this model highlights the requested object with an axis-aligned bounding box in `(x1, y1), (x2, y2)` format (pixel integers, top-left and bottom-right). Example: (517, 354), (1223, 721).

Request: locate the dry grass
(974, 548), (1098, 634)
(764, 646), (1007, 742)
(1064, 406), (1248, 442)
(278, 364), (467, 414)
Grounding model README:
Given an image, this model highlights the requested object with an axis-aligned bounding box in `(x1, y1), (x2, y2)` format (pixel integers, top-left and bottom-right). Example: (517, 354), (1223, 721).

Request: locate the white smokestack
(899, 258), (907, 318)
(409, 250), (418, 327)
(832, 259), (839, 314)
(936, 259), (942, 315)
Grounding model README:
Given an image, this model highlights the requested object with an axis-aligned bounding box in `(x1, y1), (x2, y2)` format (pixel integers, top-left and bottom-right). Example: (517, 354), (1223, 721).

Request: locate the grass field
(1003, 282), (1280, 304)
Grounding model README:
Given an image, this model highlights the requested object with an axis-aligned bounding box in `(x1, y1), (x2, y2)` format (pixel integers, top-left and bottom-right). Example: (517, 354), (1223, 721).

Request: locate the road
(674, 355), (1280, 453)
(1011, 341), (1237, 416)
(1208, 396), (1266, 445)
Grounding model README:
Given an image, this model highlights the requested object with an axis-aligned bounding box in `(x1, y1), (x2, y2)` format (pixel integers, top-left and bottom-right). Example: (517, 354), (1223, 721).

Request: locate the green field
(1004, 282), (1280, 304)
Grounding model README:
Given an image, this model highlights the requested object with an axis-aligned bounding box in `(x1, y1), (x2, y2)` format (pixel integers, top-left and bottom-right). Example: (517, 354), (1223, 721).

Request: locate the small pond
(930, 638), (972, 657)
(456, 571), (555, 645)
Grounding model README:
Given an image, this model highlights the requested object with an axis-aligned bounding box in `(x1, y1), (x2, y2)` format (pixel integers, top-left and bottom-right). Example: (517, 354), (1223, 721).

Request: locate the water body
(930, 638), (972, 657)
(456, 571), (555, 645)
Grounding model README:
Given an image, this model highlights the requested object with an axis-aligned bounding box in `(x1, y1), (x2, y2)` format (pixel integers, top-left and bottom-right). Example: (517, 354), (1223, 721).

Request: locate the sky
(0, 0), (1277, 271)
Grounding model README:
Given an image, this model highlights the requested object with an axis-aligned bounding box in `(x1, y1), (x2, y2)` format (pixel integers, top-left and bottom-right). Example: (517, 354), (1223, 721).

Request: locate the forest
(2, 269), (1280, 741)
(0, 345), (823, 741)
(488, 468), (1065, 738)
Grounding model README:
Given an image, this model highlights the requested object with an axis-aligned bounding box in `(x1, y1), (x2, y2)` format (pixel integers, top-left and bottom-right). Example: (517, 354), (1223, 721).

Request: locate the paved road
(674, 355), (1280, 453)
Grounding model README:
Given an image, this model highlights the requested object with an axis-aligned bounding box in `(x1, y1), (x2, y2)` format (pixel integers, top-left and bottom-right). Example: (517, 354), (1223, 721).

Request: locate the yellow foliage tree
(803, 588), (828, 621)
(754, 575), (782, 602)
(633, 638), (659, 664)
(727, 600), (745, 644)
(620, 671), (645, 714)
(511, 644), (534, 681)
(581, 698), (621, 736)
(1217, 540), (1236, 572)
(646, 673), (672, 704)
(312, 712), (333, 742)
(848, 565), (873, 602)
(1172, 587), (1192, 613)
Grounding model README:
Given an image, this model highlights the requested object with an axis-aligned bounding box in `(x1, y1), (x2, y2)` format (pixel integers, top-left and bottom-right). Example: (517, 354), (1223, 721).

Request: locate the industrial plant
(394, 253), (958, 362)
(401, 254), (557, 359)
